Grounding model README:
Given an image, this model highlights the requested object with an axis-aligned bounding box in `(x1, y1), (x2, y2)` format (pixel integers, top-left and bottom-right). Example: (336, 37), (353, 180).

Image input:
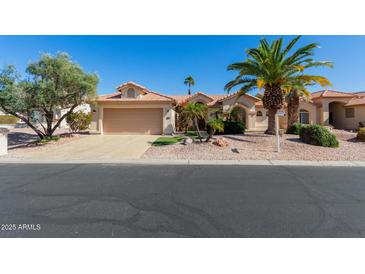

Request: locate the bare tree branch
(50, 104), (78, 135)
(0, 103), (45, 138)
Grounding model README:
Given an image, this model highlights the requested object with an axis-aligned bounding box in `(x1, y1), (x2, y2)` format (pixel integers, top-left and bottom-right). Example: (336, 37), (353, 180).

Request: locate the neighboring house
(93, 82), (176, 134)
(92, 82), (365, 135)
(92, 81), (266, 134)
(170, 91), (264, 131)
(307, 90), (365, 129)
(22, 104), (92, 129)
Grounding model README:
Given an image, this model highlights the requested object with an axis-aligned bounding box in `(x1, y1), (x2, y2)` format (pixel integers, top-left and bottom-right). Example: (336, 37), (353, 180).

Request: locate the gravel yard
(142, 130), (365, 161)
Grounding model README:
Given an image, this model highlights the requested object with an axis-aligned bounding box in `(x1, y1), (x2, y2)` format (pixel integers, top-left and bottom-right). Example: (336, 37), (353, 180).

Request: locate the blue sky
(0, 35), (364, 96)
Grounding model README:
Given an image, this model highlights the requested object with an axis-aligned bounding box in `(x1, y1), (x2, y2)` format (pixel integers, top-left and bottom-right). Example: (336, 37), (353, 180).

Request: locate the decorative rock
(213, 137), (229, 147)
(183, 137), (193, 145)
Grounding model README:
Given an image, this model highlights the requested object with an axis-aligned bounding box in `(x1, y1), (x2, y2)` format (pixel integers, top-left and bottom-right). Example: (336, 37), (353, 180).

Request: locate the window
(345, 108), (355, 118)
(256, 111), (263, 116)
(299, 109), (309, 124)
(127, 88), (135, 98)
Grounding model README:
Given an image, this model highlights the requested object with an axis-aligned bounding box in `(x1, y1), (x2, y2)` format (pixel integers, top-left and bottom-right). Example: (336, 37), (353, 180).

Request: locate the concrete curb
(0, 158), (365, 166)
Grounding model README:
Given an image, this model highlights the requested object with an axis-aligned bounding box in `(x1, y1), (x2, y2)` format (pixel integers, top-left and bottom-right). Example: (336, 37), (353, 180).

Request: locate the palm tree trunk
(265, 108), (277, 135)
(194, 117), (203, 142)
(287, 89), (300, 129)
(262, 83), (283, 135)
(205, 128), (215, 142)
(188, 84), (191, 95)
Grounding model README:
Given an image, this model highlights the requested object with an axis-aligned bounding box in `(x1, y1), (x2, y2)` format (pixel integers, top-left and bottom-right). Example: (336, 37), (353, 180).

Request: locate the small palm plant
(183, 102), (207, 142)
(184, 76), (195, 95)
(206, 118), (224, 142)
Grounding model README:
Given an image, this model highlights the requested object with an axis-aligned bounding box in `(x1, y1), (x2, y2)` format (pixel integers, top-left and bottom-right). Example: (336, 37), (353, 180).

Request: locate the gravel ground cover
(143, 129), (365, 161)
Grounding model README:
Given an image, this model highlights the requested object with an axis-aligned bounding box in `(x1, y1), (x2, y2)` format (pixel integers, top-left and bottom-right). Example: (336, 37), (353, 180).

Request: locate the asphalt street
(0, 164), (364, 237)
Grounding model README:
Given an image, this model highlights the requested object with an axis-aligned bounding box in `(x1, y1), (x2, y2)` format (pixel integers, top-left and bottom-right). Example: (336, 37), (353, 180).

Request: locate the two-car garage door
(103, 108), (163, 134)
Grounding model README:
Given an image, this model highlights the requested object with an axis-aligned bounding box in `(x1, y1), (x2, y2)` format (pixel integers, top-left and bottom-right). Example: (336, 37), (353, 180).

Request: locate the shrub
(299, 124), (339, 147)
(206, 118), (224, 142)
(66, 111), (92, 133)
(0, 115), (18, 124)
(222, 121), (245, 134)
(357, 128), (365, 142)
(287, 123), (307, 135)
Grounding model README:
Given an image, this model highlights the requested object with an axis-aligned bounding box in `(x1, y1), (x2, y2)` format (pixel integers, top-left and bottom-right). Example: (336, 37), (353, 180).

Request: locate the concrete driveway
(20, 135), (159, 161)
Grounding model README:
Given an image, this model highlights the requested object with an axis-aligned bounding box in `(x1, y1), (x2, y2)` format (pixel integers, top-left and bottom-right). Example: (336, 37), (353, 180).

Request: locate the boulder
(213, 137), (229, 147)
(183, 137), (193, 145)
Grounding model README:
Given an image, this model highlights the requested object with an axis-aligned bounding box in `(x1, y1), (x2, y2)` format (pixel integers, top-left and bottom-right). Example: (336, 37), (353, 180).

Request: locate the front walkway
(6, 135), (159, 161)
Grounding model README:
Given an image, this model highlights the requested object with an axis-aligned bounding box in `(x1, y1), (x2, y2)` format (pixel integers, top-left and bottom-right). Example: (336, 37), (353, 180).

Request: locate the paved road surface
(0, 164), (364, 237)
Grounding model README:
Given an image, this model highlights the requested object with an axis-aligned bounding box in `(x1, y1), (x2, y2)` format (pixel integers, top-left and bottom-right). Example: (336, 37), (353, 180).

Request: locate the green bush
(357, 128), (365, 142)
(0, 115), (18, 124)
(220, 121), (245, 134)
(287, 123), (307, 135)
(299, 125), (339, 148)
(66, 111), (92, 133)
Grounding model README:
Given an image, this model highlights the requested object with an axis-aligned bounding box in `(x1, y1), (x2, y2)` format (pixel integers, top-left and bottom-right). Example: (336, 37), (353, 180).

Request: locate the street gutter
(0, 158), (365, 166)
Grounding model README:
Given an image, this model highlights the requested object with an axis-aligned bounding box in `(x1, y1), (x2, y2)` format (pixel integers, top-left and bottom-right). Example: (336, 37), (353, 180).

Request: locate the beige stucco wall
(252, 101), (317, 131)
(329, 103), (365, 129)
(58, 103), (91, 128)
(351, 106), (365, 128)
(309, 97), (365, 129)
(93, 102), (175, 135)
(255, 106), (268, 130)
(314, 98), (351, 126)
(298, 101), (318, 125)
(222, 95), (257, 130)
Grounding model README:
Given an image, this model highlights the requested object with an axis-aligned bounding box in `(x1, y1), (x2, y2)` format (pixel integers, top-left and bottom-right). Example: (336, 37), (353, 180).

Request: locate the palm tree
(225, 36), (333, 134)
(286, 87), (311, 129)
(283, 78), (332, 129)
(183, 102), (207, 142)
(206, 118), (224, 142)
(184, 76), (195, 95)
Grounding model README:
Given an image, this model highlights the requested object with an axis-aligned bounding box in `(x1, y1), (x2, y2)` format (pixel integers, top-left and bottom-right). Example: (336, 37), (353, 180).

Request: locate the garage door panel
(103, 108), (163, 134)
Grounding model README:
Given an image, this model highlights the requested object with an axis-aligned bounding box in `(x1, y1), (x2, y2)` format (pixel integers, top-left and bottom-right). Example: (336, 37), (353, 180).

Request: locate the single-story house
(93, 82), (176, 134)
(91, 81), (365, 134)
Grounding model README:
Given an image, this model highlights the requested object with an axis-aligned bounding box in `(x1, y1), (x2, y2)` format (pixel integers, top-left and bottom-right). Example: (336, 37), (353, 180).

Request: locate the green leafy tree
(206, 118), (224, 142)
(0, 53), (98, 139)
(225, 36), (332, 134)
(182, 102), (207, 142)
(184, 76), (195, 95)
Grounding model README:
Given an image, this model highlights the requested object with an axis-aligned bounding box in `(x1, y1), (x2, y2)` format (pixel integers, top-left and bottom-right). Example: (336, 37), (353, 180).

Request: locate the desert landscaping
(143, 130), (365, 161)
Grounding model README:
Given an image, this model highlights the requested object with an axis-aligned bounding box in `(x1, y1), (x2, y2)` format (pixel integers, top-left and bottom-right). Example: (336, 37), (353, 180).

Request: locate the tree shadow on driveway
(7, 132), (39, 149)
